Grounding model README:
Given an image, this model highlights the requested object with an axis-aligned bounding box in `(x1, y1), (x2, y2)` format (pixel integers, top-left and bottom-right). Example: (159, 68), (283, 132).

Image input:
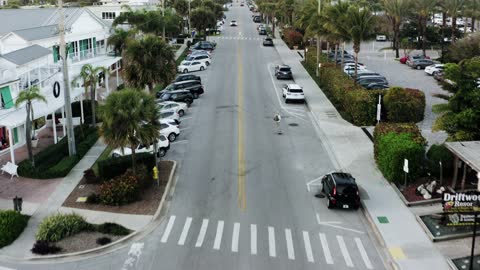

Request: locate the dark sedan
(263, 37), (274, 46)
(275, 65), (293, 79)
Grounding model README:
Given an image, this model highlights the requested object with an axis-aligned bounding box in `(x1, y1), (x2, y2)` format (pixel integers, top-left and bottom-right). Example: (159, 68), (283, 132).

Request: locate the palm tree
(190, 8), (217, 39)
(72, 64), (108, 127)
(382, 0), (413, 58)
(323, 0), (354, 64)
(123, 34), (176, 93)
(258, 1), (278, 37)
(100, 89), (161, 171)
(414, 0), (437, 56)
(443, 0), (467, 42)
(107, 28), (134, 57)
(14, 86), (47, 167)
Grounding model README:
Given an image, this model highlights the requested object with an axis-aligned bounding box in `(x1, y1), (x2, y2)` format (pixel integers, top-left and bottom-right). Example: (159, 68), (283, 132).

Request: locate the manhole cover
(288, 123), (299, 126)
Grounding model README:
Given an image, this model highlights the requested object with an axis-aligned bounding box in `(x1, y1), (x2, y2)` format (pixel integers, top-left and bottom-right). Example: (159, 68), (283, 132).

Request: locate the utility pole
(316, 0), (321, 77)
(162, 0), (166, 41)
(58, 0), (76, 156)
(188, 0), (191, 34)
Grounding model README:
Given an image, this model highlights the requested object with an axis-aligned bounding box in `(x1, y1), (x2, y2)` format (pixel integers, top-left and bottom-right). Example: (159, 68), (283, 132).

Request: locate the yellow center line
(237, 44), (246, 211)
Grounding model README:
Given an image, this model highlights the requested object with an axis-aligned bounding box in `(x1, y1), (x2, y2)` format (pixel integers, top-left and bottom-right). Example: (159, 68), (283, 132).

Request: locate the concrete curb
(390, 182), (442, 207)
(415, 214), (476, 242)
(446, 258), (459, 270)
(5, 160), (177, 263)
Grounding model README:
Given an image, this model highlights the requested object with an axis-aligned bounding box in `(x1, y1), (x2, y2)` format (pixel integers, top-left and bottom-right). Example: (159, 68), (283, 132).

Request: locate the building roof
(445, 141), (480, 172)
(0, 9), (55, 36)
(0, 45), (51, 65)
(12, 25), (58, 41)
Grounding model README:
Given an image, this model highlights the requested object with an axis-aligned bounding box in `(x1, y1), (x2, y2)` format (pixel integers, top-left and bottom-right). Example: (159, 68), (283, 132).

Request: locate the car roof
(287, 84), (302, 89)
(278, 65), (290, 68)
(168, 89), (190, 93)
(330, 172), (356, 185)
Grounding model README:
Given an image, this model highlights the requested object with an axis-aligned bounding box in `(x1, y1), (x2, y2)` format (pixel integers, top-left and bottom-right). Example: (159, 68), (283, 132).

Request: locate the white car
(160, 122), (180, 142)
(111, 135), (170, 158)
(376, 35), (387, 41)
(177, 61), (206, 73)
(188, 50), (211, 57)
(158, 101), (188, 117)
(343, 65), (366, 75)
(160, 111), (180, 124)
(424, 64), (444, 75)
(182, 54), (211, 66)
(282, 84), (305, 103)
(230, 20), (238, 26)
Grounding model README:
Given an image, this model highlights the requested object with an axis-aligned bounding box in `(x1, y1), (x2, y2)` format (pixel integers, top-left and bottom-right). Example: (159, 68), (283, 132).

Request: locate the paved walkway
(273, 30), (450, 270)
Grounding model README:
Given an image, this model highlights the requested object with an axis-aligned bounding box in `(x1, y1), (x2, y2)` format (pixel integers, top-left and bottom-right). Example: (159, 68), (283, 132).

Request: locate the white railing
(68, 46), (107, 63)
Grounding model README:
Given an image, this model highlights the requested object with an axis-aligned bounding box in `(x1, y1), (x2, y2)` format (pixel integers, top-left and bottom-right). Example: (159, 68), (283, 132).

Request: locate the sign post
(376, 94), (382, 124)
(403, 159), (409, 189)
(470, 212), (478, 270)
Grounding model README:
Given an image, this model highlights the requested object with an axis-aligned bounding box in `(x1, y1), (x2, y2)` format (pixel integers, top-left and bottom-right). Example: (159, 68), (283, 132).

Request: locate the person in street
(274, 112), (282, 134)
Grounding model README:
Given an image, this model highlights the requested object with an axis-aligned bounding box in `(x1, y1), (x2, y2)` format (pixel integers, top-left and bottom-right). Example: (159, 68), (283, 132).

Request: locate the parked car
(275, 65), (293, 79)
(189, 42), (215, 53)
(174, 74), (201, 83)
(158, 90), (194, 106)
(111, 135), (170, 158)
(178, 61), (206, 73)
(343, 65), (366, 75)
(188, 50), (211, 57)
(160, 118), (179, 127)
(157, 101), (188, 117)
(263, 37), (274, 46)
(401, 54), (430, 65)
(357, 77), (389, 87)
(433, 70), (445, 81)
(321, 172), (360, 210)
(253, 16), (262, 23)
(230, 20), (238, 26)
(408, 59), (435, 69)
(182, 54), (211, 66)
(282, 84), (305, 103)
(160, 122), (180, 142)
(365, 83), (390, 90)
(424, 64), (444, 75)
(259, 28), (267, 35)
(157, 80), (204, 99)
(376, 34), (387, 41)
(160, 111), (180, 124)
(351, 72), (381, 79)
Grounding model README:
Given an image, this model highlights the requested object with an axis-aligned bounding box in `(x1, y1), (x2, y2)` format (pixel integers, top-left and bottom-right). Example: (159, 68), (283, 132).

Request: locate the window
(101, 12), (116, 20)
(160, 124), (168, 129)
(96, 39), (105, 49)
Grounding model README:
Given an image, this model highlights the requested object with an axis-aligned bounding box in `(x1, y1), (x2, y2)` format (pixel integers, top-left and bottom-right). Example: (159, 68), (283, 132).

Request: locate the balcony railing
(68, 46), (107, 63)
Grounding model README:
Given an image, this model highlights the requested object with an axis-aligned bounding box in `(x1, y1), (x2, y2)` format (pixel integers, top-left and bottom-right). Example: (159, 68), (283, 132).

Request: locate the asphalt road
(2, 4), (387, 270)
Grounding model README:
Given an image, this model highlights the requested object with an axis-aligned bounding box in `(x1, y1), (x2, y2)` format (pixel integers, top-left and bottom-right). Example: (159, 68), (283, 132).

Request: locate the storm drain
(288, 123), (299, 127)
(325, 110), (337, 118)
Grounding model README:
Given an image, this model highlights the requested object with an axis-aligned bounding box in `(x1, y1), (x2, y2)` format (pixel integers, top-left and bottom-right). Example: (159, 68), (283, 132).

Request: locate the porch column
(38, 67), (42, 87)
(27, 71), (31, 88)
(62, 107), (66, 137)
(452, 156), (459, 189)
(115, 63), (119, 87)
(461, 163), (467, 191)
(8, 127), (15, 165)
(80, 95), (84, 124)
(105, 72), (110, 95)
(52, 113), (57, 144)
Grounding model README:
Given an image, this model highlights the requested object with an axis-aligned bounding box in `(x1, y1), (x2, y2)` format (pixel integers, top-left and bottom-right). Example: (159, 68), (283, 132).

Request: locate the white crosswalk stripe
(159, 216), (375, 268)
(337, 235), (354, 267)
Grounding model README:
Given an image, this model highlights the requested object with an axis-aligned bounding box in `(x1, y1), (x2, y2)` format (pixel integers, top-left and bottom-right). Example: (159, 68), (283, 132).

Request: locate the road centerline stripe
(160, 216), (176, 243)
(319, 233), (334, 264)
(232, 223), (240, 252)
(303, 231), (314, 263)
(337, 235), (354, 267)
(177, 217), (192, 245)
(251, 224), (257, 255)
(285, 229), (295, 260)
(355, 237), (374, 269)
(268, 226), (276, 257)
(237, 40), (246, 211)
(195, 219), (209, 247)
(213, 220), (224, 250)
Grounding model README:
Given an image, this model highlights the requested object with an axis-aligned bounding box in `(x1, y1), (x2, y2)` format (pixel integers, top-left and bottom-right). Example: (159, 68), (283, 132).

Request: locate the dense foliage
(100, 169), (141, 206)
(0, 210), (29, 248)
(384, 87), (425, 123)
(36, 213), (93, 242)
(97, 153), (155, 181)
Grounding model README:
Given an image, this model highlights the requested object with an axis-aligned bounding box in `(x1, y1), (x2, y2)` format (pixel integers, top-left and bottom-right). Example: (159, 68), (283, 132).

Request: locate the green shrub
(373, 122), (426, 156)
(283, 28), (304, 48)
(376, 132), (426, 184)
(36, 213), (93, 242)
(31, 240), (62, 255)
(0, 210), (29, 248)
(384, 87), (426, 123)
(100, 170), (141, 205)
(427, 144), (454, 177)
(95, 223), (131, 236)
(97, 153), (155, 181)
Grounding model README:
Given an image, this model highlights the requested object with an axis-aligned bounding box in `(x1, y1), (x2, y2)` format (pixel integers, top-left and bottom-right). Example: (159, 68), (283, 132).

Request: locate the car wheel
(185, 99), (193, 107)
(416, 65), (421, 70)
(353, 204), (360, 210)
(178, 110), (185, 117)
(321, 181), (325, 193)
(193, 93), (199, 99)
(168, 133), (177, 142)
(327, 198), (333, 209)
(183, 69), (188, 73)
(158, 148), (166, 157)
(206, 61), (210, 66)
(200, 66), (205, 71)
(285, 99), (289, 104)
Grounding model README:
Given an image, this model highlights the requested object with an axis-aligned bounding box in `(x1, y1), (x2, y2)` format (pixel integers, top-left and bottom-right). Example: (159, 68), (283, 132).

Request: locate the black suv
(156, 80), (204, 99)
(189, 41), (216, 52)
(321, 172), (360, 210)
(275, 65), (293, 79)
(174, 74), (201, 83)
(158, 90), (194, 106)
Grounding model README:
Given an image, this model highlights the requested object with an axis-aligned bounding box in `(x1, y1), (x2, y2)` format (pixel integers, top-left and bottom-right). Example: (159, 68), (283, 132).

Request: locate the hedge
(18, 125), (99, 179)
(426, 144), (454, 178)
(97, 153), (155, 181)
(384, 87), (425, 123)
(36, 213), (92, 242)
(0, 210), (30, 248)
(374, 123), (427, 184)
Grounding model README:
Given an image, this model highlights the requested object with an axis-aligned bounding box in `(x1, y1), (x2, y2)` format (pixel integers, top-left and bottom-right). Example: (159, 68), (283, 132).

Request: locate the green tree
(14, 86), (47, 167)
(190, 8), (217, 39)
(173, 0), (189, 16)
(123, 35), (176, 93)
(99, 89), (161, 171)
(414, 0), (437, 56)
(72, 64), (108, 127)
(382, 0), (412, 58)
(107, 28), (134, 57)
(447, 33), (480, 62)
(433, 57), (480, 140)
(443, 0), (467, 42)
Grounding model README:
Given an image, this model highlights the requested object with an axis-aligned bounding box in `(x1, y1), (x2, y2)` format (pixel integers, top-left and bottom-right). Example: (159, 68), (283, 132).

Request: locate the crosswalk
(212, 36), (264, 41)
(159, 215), (376, 269)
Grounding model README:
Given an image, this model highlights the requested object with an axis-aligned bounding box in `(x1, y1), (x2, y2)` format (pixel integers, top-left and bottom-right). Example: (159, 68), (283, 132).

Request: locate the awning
(445, 141), (480, 172)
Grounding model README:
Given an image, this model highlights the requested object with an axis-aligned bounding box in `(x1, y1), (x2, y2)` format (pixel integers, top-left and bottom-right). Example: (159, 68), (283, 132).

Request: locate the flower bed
(418, 213), (476, 241)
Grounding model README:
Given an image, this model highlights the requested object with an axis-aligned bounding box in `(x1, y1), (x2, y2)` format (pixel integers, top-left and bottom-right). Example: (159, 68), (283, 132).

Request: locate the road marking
(302, 231), (314, 263)
(251, 224), (257, 255)
(178, 217), (192, 245)
(320, 222), (365, 234)
(389, 247), (407, 260)
(171, 140), (189, 145)
(121, 242), (144, 270)
(160, 216), (176, 243)
(337, 235), (354, 267)
(355, 238), (373, 269)
(237, 41), (246, 211)
(213, 220), (224, 250)
(268, 226), (276, 257)
(232, 222), (240, 252)
(319, 233), (333, 264)
(307, 177), (323, 192)
(195, 219), (209, 247)
(0, 267), (16, 270)
(285, 228), (295, 260)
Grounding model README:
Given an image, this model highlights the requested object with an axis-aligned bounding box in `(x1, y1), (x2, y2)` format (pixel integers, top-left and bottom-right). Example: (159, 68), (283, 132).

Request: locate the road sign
(191, 30), (196, 38)
(403, 159), (409, 173)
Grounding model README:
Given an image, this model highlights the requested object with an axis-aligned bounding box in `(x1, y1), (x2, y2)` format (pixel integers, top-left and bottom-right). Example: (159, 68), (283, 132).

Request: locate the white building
(87, 3), (158, 25)
(0, 7), (121, 164)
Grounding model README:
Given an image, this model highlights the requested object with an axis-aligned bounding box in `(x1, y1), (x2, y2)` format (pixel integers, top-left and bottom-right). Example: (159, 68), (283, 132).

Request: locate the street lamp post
(162, 0), (166, 41)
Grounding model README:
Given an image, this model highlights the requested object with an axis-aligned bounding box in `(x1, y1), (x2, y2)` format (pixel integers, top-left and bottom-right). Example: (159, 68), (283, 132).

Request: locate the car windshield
(280, 68), (290, 72)
(289, 88), (303, 93)
(182, 62), (192, 66)
(185, 56), (194, 61)
(164, 84), (174, 91)
(337, 184), (358, 195)
(161, 111), (174, 117)
(161, 93), (171, 99)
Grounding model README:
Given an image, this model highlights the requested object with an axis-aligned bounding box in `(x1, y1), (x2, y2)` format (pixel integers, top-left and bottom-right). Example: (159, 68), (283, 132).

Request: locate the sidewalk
(273, 31), (451, 269)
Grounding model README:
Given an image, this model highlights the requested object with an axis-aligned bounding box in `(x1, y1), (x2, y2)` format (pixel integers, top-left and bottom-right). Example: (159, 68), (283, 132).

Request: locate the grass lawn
(92, 145), (113, 175)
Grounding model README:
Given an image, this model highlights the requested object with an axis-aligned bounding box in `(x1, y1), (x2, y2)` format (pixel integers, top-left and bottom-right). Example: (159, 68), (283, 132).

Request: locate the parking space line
(251, 224), (257, 255)
(268, 226), (276, 257)
(232, 222), (240, 252)
(177, 217), (192, 245)
(355, 238), (373, 269)
(337, 235), (354, 267)
(160, 215), (176, 243)
(213, 220), (224, 250)
(303, 231), (314, 263)
(319, 233), (333, 264)
(195, 219), (209, 247)
(285, 228), (295, 260)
